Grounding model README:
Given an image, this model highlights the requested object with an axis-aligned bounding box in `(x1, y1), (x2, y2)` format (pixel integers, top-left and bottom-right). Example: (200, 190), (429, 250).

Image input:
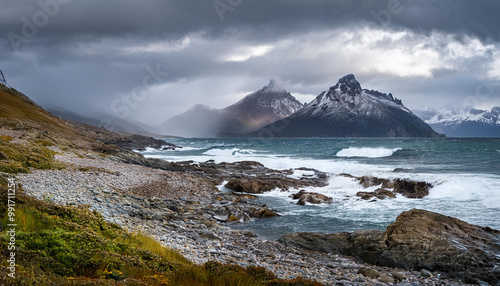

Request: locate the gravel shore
(16, 153), (467, 285)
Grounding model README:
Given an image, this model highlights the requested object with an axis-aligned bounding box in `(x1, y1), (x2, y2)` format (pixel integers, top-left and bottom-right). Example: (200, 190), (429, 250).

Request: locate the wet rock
(279, 209), (500, 285)
(357, 176), (394, 189)
(225, 179), (279, 194)
(258, 208), (279, 218)
(348, 175), (433, 199)
(291, 190), (333, 205)
(356, 188), (396, 200)
(278, 232), (351, 254)
(393, 179), (431, 198)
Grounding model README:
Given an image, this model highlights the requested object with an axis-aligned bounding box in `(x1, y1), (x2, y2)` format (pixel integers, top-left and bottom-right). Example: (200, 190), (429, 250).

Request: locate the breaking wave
(336, 147), (402, 158)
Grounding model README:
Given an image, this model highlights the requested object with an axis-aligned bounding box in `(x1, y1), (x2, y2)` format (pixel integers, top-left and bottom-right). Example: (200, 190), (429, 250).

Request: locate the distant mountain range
(247, 75), (442, 138)
(48, 75), (448, 138)
(414, 107), (500, 137)
(157, 80), (304, 137)
(159, 75), (442, 138)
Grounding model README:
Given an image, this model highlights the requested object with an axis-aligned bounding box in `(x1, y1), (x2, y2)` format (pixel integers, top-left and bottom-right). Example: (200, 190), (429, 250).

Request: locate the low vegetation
(0, 176), (321, 285)
(0, 138), (63, 173)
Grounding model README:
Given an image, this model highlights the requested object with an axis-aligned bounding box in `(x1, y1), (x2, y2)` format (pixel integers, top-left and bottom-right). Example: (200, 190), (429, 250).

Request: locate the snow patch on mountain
(416, 107), (500, 126)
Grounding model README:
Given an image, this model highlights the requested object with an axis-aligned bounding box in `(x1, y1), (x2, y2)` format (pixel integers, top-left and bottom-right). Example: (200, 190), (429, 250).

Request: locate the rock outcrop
(356, 188), (396, 200)
(290, 190), (333, 205)
(345, 174), (433, 199)
(279, 209), (500, 284)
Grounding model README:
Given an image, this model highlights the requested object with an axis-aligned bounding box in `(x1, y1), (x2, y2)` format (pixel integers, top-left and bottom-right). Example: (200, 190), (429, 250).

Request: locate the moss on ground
(0, 176), (322, 285)
(0, 140), (63, 173)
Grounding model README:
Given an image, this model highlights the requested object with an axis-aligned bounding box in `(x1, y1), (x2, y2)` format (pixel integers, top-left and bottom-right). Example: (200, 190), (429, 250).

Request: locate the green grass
(0, 176), (323, 285)
(0, 140), (63, 173)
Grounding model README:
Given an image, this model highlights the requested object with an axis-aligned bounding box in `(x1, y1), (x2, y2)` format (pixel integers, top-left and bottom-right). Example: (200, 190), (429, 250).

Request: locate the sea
(139, 138), (500, 240)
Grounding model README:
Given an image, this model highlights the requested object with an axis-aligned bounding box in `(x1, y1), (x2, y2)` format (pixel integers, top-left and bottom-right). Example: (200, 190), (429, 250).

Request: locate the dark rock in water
(290, 190), (333, 205)
(346, 174), (432, 199)
(356, 188), (396, 200)
(258, 208), (279, 218)
(279, 209), (500, 284)
(393, 179), (431, 198)
(225, 179), (280, 194)
(357, 176), (394, 188)
(279, 232), (352, 254)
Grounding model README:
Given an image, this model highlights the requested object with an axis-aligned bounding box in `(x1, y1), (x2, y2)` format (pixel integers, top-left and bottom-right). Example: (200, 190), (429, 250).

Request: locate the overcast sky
(1, 0), (500, 126)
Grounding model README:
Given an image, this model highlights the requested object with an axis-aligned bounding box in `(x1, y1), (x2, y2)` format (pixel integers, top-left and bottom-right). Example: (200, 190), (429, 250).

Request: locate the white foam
(203, 148), (255, 156)
(173, 146), (204, 151)
(336, 147), (402, 158)
(288, 169), (316, 179)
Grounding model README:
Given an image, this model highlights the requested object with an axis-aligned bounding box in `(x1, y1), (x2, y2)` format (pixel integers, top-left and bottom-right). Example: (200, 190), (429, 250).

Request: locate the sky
(1, 0), (500, 128)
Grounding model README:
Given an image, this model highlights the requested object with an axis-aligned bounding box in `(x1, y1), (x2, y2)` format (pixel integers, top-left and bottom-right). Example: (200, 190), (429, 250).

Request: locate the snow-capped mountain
(158, 80), (304, 137)
(220, 79), (304, 135)
(414, 107), (500, 137)
(249, 74), (443, 138)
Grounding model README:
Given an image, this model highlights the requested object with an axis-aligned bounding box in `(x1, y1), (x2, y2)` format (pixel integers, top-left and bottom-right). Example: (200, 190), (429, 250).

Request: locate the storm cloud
(1, 0), (499, 127)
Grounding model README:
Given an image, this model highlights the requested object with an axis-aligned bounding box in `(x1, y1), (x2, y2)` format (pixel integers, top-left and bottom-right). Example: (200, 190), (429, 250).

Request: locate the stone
(291, 190), (333, 205)
(225, 179), (278, 194)
(258, 208), (279, 218)
(356, 188), (396, 200)
(420, 269), (432, 277)
(393, 179), (431, 198)
(279, 209), (500, 285)
(351, 175), (432, 199)
(391, 271), (406, 281)
(358, 267), (382, 278)
(379, 274), (395, 283)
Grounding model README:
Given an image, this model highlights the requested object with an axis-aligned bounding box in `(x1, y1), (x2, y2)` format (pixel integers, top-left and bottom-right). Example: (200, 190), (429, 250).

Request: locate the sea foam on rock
(279, 209), (500, 284)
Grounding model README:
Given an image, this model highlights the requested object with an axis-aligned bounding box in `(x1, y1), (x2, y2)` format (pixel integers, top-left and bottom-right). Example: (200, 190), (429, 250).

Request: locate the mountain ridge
(158, 80), (304, 137)
(414, 106), (500, 137)
(247, 74), (443, 138)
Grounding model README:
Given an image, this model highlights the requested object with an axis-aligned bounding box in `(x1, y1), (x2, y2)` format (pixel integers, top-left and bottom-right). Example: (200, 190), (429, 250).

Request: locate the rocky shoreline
(14, 149), (490, 285)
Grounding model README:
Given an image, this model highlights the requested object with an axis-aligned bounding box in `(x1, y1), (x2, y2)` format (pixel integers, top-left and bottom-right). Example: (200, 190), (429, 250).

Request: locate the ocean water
(140, 138), (500, 240)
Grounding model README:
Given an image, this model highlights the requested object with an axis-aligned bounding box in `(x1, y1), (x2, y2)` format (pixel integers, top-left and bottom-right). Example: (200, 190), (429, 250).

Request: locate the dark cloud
(0, 0), (499, 127)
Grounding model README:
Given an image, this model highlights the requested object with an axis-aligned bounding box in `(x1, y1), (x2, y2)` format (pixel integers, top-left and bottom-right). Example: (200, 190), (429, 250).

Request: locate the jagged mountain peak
(248, 75), (442, 138)
(331, 74), (362, 96)
(262, 79), (286, 93)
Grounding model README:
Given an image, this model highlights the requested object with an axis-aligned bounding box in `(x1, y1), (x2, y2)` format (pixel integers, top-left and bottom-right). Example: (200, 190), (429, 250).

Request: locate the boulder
(393, 179), (431, 198)
(351, 175), (432, 199)
(356, 188), (396, 200)
(279, 209), (500, 284)
(358, 267), (381, 278)
(290, 190), (333, 205)
(225, 179), (279, 194)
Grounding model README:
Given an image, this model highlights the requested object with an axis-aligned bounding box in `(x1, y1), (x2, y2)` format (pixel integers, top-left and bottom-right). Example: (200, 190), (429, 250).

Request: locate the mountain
(158, 80), (304, 137)
(220, 79), (304, 135)
(0, 83), (173, 153)
(46, 108), (161, 136)
(414, 106), (500, 137)
(157, 104), (226, 138)
(248, 74), (443, 138)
